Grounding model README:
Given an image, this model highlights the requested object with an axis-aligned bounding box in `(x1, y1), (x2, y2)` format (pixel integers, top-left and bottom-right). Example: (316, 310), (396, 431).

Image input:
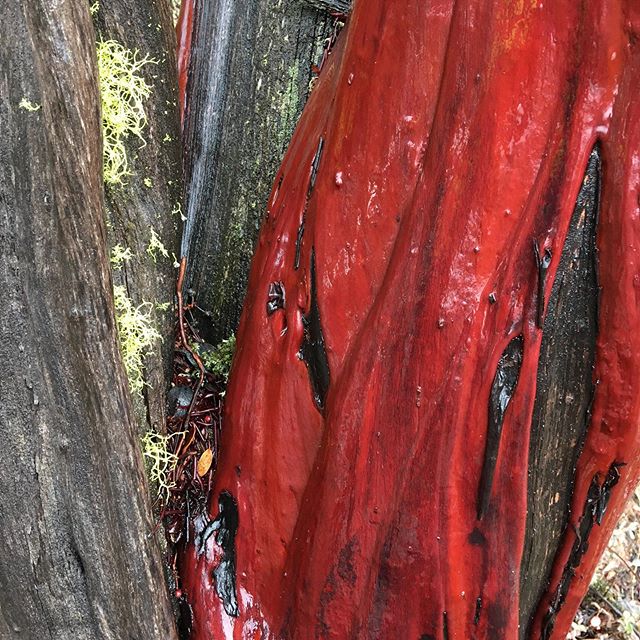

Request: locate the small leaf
(197, 448), (213, 477)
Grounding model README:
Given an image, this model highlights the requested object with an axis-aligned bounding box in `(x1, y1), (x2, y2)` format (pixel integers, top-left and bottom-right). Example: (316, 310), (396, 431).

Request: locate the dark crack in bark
(477, 335), (524, 520)
(519, 145), (601, 637)
(299, 249), (330, 411)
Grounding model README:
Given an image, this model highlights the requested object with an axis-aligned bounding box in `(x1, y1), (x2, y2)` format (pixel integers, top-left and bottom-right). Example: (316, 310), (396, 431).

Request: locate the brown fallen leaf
(197, 448), (213, 477)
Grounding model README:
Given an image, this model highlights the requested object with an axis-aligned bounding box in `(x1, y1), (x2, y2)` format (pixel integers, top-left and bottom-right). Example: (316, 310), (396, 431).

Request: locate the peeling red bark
(178, 1), (640, 638)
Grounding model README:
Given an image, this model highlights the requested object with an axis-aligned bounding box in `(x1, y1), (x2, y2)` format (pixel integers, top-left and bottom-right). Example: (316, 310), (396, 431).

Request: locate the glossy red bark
(179, 2), (640, 638)
(176, 0), (193, 123)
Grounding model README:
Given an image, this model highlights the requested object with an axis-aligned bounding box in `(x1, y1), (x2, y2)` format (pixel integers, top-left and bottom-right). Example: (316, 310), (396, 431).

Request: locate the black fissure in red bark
(477, 334), (524, 520)
(299, 249), (331, 412)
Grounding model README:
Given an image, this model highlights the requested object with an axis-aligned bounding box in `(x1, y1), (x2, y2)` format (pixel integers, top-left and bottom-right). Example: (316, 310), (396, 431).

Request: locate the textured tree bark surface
(178, 1), (640, 638)
(180, 0), (345, 344)
(518, 148), (600, 636)
(0, 1), (177, 637)
(93, 0), (182, 432)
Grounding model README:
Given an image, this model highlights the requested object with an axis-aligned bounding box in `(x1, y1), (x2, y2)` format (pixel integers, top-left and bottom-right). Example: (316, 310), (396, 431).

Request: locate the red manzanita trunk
(178, 1), (640, 638)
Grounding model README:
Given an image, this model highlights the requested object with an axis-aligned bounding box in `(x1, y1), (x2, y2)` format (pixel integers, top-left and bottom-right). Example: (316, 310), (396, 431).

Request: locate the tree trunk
(181, 0), (345, 344)
(0, 1), (177, 637)
(92, 0), (182, 432)
(3, 0), (639, 638)
(177, 1), (640, 638)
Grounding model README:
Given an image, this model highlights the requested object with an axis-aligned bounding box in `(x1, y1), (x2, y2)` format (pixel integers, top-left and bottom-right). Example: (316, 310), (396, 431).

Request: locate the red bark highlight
(179, 2), (640, 638)
(176, 0), (193, 125)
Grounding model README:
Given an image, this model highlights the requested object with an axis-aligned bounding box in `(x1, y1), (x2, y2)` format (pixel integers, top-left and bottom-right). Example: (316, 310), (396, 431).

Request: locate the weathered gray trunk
(182, 0), (348, 343)
(93, 0), (182, 432)
(0, 0), (177, 637)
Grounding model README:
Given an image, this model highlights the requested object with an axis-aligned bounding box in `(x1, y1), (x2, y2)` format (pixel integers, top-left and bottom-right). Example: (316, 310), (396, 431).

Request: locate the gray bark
(182, 0), (348, 343)
(305, 0), (350, 12)
(93, 0), (182, 433)
(0, 0), (177, 637)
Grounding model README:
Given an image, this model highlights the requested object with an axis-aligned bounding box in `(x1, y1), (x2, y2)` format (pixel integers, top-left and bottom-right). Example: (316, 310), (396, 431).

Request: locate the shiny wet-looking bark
(178, 1), (640, 638)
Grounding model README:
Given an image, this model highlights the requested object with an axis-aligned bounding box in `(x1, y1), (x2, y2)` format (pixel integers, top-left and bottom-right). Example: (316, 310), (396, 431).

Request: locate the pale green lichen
(19, 98), (41, 112)
(110, 243), (133, 269)
(89, 1), (99, 15)
(171, 0), (181, 25)
(113, 284), (161, 395)
(147, 227), (170, 262)
(141, 430), (183, 498)
(97, 39), (156, 186)
(172, 201), (186, 221)
(143, 177), (153, 188)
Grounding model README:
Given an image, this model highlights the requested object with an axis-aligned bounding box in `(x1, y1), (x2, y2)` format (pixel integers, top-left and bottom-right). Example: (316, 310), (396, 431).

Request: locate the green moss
(277, 62), (300, 150)
(97, 39), (156, 186)
(141, 430), (182, 498)
(619, 611), (635, 638)
(113, 284), (161, 395)
(194, 335), (236, 381)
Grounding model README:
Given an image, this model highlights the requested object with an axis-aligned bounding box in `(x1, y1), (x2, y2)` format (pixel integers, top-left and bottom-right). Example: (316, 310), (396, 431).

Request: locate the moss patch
(277, 61), (300, 150)
(193, 335), (236, 382)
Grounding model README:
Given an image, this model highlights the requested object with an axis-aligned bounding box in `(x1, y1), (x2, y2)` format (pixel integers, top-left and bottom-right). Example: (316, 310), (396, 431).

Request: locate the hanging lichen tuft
(96, 39), (156, 185)
(112, 284), (162, 395)
(109, 246), (162, 395)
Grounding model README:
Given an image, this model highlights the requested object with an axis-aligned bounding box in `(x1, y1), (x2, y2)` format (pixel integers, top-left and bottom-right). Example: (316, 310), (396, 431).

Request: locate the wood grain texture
(93, 0), (182, 433)
(304, 0), (351, 13)
(519, 147), (600, 637)
(0, 1), (177, 637)
(181, 0), (341, 343)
